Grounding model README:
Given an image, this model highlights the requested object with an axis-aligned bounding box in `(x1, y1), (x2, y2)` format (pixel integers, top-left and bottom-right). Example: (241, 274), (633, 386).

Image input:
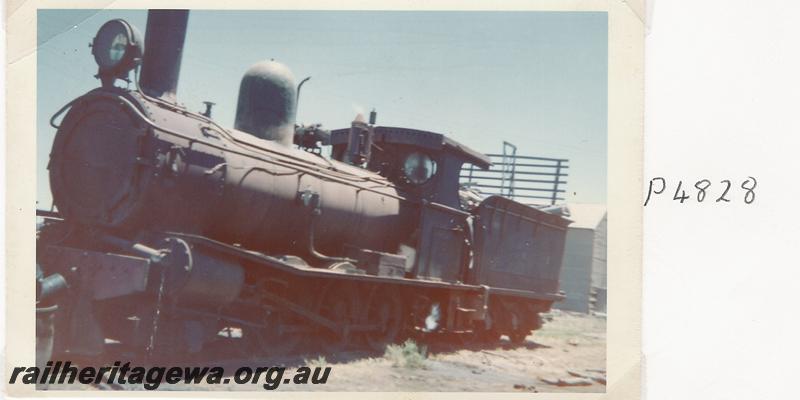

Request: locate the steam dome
(234, 60), (297, 146)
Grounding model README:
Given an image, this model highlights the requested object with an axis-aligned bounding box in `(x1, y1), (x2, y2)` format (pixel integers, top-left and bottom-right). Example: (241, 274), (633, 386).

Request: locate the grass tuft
(384, 339), (428, 368)
(304, 355), (328, 368)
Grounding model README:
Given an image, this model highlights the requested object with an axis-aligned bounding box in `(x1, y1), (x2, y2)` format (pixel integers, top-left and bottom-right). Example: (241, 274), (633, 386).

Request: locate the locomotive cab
(330, 125), (491, 209)
(331, 126), (492, 283)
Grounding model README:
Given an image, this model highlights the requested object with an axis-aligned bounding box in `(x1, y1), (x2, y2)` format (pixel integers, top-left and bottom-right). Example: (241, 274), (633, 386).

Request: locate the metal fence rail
(460, 149), (569, 205)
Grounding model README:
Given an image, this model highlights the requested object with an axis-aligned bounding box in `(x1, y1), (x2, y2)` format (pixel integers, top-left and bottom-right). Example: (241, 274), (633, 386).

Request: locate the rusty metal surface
(471, 196), (570, 294)
(164, 230), (563, 302)
(44, 245), (150, 300)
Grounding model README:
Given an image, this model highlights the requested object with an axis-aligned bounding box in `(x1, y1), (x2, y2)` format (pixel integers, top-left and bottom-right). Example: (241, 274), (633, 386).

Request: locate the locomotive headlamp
(91, 19), (143, 80)
(402, 152), (437, 185)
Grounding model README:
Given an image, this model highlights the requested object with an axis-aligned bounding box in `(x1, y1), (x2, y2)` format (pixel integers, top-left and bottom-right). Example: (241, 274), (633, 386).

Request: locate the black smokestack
(139, 10), (189, 102)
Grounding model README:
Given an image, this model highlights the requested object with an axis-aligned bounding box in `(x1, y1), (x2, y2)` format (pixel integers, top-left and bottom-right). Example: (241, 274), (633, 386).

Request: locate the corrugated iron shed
(554, 203), (608, 313)
(564, 203), (607, 230)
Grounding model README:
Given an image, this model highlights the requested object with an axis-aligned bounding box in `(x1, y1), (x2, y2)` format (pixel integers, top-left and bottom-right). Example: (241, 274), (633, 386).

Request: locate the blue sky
(37, 9), (607, 208)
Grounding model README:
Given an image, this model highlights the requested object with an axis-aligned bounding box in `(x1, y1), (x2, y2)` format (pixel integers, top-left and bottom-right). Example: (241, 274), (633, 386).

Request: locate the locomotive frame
(35, 9), (572, 363)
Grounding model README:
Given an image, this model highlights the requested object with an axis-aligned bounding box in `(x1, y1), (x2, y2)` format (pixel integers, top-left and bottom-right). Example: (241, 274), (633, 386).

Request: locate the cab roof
(330, 126), (492, 169)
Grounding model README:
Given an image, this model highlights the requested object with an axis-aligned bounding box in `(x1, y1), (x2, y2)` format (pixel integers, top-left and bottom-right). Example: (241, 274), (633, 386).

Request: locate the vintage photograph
(30, 8), (610, 392)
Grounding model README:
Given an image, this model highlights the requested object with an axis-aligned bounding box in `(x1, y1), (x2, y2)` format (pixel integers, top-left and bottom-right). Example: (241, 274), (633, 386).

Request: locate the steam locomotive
(36, 10), (570, 362)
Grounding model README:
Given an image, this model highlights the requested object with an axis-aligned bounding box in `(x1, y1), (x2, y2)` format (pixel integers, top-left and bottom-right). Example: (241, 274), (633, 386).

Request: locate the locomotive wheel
(506, 304), (531, 345)
(315, 282), (357, 350)
(477, 304), (503, 344)
(508, 331), (529, 345)
(242, 278), (311, 358)
(460, 320), (500, 346)
(361, 288), (404, 352)
(462, 314), (501, 345)
(245, 309), (306, 358)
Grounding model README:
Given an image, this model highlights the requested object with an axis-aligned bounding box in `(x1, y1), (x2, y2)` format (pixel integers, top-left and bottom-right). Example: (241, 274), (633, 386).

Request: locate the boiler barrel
(48, 90), (414, 258)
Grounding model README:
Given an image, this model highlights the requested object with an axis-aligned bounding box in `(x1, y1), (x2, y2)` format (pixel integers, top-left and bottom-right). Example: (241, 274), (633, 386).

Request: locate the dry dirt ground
(42, 310), (605, 393)
(275, 310), (606, 393)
